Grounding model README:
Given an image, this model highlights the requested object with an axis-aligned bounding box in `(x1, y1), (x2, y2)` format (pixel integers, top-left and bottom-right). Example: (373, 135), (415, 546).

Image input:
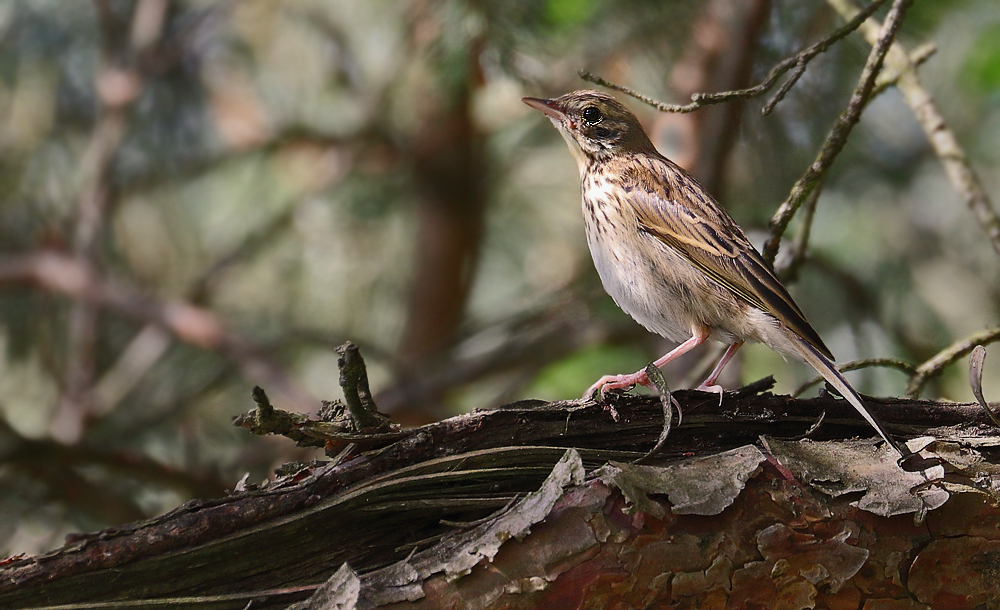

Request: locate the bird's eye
(582, 106), (602, 125)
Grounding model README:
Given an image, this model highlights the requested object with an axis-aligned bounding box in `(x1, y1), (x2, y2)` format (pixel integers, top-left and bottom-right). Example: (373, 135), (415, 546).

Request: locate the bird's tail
(792, 338), (902, 455)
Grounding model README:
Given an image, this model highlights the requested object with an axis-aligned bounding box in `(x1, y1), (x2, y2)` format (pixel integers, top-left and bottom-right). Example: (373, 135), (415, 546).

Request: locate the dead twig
(336, 342), (391, 431)
(906, 327), (1000, 398)
(763, 0), (913, 264)
(775, 187), (821, 282)
(235, 343), (399, 451)
(579, 0), (887, 115)
(793, 357), (918, 397)
(828, 0), (1000, 256)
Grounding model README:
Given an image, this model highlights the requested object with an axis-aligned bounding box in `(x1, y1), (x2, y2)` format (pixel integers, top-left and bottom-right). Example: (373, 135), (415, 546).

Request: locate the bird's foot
(586, 371), (655, 423)
(584, 370), (653, 401)
(694, 382), (725, 406)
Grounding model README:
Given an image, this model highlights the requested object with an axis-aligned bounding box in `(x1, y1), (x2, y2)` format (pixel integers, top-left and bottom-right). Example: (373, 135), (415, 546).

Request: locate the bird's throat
(553, 121), (590, 177)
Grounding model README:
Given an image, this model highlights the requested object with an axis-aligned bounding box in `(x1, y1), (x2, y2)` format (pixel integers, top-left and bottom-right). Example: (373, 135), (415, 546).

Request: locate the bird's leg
(695, 341), (743, 405)
(585, 325), (711, 399)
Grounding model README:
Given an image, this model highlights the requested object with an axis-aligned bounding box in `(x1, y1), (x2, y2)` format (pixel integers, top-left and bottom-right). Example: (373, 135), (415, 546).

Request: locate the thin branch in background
(61, 2), (336, 425)
(56, 0), (171, 443)
(1, 417), (229, 503)
(656, 0), (771, 193)
(88, 196), (312, 417)
(775, 186), (822, 282)
(792, 357), (917, 397)
(188, 194), (314, 306)
(91, 325), (172, 416)
(762, 0), (913, 265)
(827, 0), (1000, 256)
(578, 0), (887, 115)
(905, 326), (1000, 398)
(0, 252), (319, 415)
(36, 1), (375, 430)
(870, 42), (936, 98)
(806, 254), (937, 378)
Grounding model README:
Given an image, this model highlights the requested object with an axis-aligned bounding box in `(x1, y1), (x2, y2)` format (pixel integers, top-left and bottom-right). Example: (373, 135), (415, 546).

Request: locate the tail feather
(792, 337), (902, 455)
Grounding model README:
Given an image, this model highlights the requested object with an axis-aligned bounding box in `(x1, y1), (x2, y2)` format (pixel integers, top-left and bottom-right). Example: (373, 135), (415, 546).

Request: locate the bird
(522, 89), (901, 454)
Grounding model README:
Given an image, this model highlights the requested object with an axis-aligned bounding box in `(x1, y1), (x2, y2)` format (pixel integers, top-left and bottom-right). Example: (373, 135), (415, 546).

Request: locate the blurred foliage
(0, 0), (998, 557)
(962, 23), (1000, 94)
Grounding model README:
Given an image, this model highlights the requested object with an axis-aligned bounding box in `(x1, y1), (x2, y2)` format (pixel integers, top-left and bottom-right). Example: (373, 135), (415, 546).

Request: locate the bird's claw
(695, 383), (725, 406)
(584, 371), (650, 401)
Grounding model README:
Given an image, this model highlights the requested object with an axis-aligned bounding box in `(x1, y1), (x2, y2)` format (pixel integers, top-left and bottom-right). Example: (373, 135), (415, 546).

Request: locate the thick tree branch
(1, 384), (998, 608)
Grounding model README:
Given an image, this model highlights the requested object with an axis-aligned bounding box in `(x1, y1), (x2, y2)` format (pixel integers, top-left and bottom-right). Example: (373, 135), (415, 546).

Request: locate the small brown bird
(523, 90), (899, 453)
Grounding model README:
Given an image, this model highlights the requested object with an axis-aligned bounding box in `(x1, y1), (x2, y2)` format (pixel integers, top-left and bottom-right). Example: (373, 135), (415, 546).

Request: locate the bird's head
(522, 90), (655, 171)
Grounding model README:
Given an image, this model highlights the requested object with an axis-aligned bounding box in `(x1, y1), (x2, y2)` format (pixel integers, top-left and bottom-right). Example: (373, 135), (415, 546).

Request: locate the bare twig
(906, 327), (1000, 398)
(828, 0), (1000, 256)
(90, 325), (172, 414)
(336, 342), (391, 431)
(793, 357), (918, 397)
(579, 0), (887, 115)
(775, 186), (822, 282)
(657, 0), (770, 193)
(870, 42), (936, 98)
(232, 386), (312, 442)
(763, 0), (913, 264)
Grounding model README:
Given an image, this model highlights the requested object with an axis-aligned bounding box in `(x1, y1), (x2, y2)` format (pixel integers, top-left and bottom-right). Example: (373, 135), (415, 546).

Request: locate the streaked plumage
(523, 90), (900, 453)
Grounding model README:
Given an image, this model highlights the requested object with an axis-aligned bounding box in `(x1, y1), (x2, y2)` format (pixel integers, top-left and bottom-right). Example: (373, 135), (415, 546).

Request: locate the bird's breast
(580, 173), (697, 342)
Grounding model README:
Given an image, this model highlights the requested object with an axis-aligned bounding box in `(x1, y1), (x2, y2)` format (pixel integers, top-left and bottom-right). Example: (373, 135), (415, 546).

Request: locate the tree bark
(2, 384), (998, 609)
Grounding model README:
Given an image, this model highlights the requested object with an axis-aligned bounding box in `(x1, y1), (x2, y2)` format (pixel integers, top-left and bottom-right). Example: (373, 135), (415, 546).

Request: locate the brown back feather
(618, 154), (834, 359)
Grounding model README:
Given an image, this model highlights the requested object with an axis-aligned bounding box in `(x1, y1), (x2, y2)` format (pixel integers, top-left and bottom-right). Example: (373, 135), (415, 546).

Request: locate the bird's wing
(626, 162), (833, 359)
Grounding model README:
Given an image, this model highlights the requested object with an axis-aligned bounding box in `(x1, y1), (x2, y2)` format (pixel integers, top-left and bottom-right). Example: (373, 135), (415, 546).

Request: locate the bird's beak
(522, 97), (566, 121)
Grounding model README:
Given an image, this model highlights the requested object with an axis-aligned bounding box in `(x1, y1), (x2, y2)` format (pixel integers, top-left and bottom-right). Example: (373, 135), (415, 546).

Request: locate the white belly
(585, 217), (698, 344)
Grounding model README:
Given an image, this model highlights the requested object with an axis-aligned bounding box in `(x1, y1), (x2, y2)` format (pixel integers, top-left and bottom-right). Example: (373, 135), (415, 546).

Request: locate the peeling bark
(2, 386), (998, 609)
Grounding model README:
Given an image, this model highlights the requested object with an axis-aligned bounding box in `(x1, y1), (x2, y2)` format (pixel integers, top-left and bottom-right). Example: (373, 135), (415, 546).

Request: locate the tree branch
(906, 326), (1000, 398)
(578, 0), (887, 115)
(2, 384), (998, 607)
(774, 186), (821, 281)
(762, 0), (913, 264)
(793, 357), (918, 397)
(827, 0), (1000, 256)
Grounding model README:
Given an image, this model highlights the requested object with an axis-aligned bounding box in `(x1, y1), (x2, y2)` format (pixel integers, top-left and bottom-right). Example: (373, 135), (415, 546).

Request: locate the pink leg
(695, 341), (744, 404)
(585, 324), (711, 399)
